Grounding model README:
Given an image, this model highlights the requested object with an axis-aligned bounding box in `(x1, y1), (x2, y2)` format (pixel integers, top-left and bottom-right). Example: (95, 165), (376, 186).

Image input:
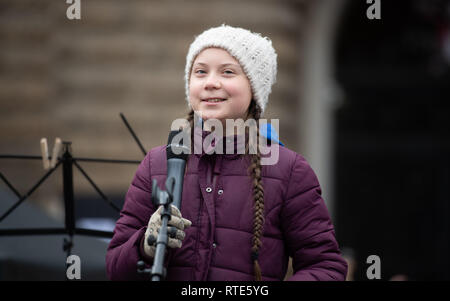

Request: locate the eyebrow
(193, 62), (241, 68)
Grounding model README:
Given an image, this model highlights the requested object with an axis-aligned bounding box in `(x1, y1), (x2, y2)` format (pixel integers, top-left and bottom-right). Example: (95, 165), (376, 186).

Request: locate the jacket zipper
(193, 188), (203, 280)
(205, 157), (218, 280)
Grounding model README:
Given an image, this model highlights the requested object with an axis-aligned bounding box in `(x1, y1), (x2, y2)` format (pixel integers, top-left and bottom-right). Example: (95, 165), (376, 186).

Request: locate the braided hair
(246, 99), (265, 281)
(184, 99), (265, 281)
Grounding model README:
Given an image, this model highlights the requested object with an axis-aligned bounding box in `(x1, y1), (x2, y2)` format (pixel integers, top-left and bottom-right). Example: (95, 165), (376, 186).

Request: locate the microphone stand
(137, 176), (177, 281)
(137, 130), (188, 281)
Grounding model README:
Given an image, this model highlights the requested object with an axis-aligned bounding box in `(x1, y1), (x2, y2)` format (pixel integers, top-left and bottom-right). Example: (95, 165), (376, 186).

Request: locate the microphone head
(166, 130), (190, 161)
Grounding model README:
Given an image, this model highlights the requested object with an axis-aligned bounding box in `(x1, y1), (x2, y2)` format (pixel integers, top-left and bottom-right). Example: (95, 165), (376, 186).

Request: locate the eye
(195, 69), (206, 74)
(224, 70), (234, 74)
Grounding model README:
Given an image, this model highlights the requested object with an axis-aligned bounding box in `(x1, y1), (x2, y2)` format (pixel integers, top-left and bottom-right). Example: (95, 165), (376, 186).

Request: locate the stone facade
(0, 0), (307, 226)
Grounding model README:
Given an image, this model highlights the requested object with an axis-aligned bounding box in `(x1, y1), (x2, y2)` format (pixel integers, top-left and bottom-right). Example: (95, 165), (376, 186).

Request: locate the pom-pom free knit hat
(184, 24), (277, 114)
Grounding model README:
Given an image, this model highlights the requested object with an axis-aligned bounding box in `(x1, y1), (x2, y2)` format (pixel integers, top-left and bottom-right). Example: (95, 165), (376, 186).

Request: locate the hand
(143, 205), (192, 258)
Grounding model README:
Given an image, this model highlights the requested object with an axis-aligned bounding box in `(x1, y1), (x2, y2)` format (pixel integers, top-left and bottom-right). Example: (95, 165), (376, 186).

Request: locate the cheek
(189, 79), (201, 96)
(188, 80), (202, 105)
(226, 81), (252, 107)
(231, 77), (251, 97)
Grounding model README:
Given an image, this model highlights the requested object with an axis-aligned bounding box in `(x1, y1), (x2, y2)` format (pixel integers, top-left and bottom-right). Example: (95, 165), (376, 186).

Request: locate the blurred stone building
(0, 0), (309, 221)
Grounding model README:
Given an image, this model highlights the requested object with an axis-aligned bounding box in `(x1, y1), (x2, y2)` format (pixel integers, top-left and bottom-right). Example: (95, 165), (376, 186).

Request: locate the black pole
(0, 161), (61, 223)
(62, 142), (75, 237)
(151, 209), (170, 281)
(151, 179), (173, 281)
(120, 113), (147, 156)
(0, 228), (113, 237)
(137, 179), (173, 280)
(0, 172), (22, 199)
(62, 142), (75, 258)
(72, 160), (121, 212)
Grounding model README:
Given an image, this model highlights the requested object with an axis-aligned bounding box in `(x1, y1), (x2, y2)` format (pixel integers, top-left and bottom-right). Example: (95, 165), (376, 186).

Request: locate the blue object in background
(259, 123), (284, 146)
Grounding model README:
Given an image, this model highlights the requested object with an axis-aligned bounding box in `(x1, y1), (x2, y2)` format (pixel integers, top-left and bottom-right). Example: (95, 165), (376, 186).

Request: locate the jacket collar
(193, 126), (245, 160)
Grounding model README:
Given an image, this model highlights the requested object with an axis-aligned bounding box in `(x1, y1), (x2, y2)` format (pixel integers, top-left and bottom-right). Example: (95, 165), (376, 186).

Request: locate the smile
(202, 98), (227, 103)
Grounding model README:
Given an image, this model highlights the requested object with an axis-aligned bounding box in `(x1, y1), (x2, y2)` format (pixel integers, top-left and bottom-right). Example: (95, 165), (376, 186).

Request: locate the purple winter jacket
(106, 130), (347, 281)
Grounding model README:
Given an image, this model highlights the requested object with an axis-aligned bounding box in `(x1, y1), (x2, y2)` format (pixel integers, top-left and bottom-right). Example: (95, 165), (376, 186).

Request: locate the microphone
(165, 130), (190, 209)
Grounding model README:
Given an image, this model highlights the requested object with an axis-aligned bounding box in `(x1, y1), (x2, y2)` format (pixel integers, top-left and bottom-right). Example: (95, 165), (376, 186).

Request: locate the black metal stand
(137, 178), (176, 281)
(0, 113), (145, 276)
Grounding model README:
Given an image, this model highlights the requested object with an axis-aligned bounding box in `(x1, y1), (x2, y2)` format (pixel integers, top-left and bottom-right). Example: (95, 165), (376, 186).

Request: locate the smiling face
(188, 47), (253, 125)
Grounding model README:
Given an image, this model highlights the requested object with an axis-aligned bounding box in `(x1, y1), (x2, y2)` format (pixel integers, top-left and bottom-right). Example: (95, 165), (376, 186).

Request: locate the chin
(198, 110), (226, 121)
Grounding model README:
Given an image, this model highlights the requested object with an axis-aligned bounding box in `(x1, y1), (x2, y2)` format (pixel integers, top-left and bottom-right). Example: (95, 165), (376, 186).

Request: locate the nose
(204, 73), (221, 90)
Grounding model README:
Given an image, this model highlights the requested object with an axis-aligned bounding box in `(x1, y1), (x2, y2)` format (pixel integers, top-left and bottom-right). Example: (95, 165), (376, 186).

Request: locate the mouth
(202, 98), (227, 103)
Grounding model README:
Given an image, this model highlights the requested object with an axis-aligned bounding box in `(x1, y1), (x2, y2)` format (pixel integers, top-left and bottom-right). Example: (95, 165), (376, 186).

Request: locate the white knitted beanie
(184, 24), (277, 114)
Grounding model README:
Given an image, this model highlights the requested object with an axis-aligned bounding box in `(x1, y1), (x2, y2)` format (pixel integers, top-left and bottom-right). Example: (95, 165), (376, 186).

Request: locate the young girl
(106, 24), (348, 281)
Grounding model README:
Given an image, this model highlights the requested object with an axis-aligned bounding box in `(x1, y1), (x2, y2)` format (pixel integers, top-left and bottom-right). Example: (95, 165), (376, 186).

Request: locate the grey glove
(144, 205), (192, 258)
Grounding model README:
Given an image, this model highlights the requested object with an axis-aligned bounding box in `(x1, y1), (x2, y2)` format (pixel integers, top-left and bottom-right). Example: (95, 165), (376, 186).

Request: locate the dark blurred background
(335, 0), (450, 280)
(0, 0), (449, 280)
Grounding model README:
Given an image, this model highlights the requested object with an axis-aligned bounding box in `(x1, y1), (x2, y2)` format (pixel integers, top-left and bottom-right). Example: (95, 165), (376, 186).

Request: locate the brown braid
(183, 101), (265, 281)
(246, 100), (265, 281)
